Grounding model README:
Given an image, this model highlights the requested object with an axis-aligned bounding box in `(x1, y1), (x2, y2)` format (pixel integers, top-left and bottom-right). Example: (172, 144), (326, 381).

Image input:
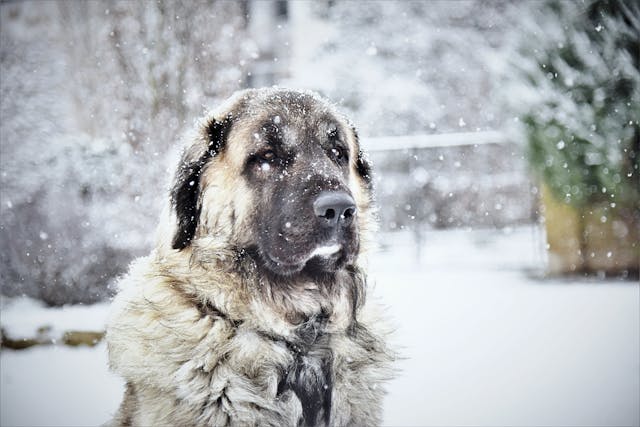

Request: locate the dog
(106, 88), (395, 426)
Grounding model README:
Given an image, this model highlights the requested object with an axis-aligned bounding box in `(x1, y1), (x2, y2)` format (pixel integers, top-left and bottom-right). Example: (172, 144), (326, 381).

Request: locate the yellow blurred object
(541, 184), (639, 276)
(541, 184), (583, 274)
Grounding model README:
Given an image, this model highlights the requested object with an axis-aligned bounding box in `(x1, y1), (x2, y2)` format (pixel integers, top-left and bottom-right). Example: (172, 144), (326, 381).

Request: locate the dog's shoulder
(106, 254), (239, 386)
(106, 255), (309, 426)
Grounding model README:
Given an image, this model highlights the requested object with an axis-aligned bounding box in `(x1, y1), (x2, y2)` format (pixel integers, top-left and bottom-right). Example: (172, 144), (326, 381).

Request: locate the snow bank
(0, 297), (110, 340)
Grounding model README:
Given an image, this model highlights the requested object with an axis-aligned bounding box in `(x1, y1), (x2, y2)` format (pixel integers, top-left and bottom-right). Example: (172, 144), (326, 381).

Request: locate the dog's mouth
(259, 242), (347, 276)
(309, 243), (342, 258)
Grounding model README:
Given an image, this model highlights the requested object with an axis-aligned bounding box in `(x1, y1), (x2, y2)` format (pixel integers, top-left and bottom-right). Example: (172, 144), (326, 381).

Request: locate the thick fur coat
(106, 88), (395, 426)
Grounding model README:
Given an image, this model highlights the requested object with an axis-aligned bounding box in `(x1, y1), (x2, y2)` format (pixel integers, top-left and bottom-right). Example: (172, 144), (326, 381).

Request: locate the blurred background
(0, 1), (638, 426)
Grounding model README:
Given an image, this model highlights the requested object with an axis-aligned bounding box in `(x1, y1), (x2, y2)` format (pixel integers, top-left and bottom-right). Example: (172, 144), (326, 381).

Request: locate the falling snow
(1, 2), (637, 426)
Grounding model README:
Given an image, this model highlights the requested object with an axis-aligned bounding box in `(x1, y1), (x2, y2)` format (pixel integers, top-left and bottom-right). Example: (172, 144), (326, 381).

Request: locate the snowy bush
(506, 0), (639, 210)
(502, 0), (639, 274)
(0, 133), (137, 305)
(0, 3), (254, 305)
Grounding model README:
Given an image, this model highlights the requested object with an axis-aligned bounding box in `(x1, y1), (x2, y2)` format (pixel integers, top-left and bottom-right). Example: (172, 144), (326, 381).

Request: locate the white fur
(309, 244), (342, 257)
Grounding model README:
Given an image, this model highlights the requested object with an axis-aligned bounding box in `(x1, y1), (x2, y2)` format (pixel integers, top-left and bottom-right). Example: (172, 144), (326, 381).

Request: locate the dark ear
(170, 115), (233, 250)
(356, 149), (372, 186)
(350, 125), (373, 187)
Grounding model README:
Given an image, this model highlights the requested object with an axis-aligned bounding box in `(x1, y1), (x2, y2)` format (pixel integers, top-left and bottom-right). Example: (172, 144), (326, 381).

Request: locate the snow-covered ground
(1, 226), (638, 426)
(0, 300), (122, 426)
(373, 227), (639, 427)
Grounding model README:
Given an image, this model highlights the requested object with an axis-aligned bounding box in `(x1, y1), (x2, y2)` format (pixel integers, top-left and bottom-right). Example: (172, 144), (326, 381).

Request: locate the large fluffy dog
(106, 88), (395, 426)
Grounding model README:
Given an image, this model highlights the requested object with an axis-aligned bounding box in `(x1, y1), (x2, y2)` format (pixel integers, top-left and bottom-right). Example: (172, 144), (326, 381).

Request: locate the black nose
(313, 191), (357, 226)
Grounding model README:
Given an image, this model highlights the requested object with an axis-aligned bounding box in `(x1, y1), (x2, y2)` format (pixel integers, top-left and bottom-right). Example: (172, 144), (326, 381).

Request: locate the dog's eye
(330, 147), (345, 160)
(259, 150), (276, 162)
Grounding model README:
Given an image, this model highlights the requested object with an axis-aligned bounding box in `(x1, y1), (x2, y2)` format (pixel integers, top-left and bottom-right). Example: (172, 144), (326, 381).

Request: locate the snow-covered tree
(287, 1), (518, 136)
(510, 0), (639, 209)
(505, 0), (639, 273)
(0, 2), (254, 304)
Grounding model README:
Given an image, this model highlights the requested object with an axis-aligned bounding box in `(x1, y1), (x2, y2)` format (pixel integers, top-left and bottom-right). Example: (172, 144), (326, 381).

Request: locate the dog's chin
(261, 254), (306, 277)
(302, 252), (346, 276)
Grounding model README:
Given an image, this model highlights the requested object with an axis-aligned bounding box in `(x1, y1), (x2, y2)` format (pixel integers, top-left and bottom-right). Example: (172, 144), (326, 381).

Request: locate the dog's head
(167, 88), (373, 277)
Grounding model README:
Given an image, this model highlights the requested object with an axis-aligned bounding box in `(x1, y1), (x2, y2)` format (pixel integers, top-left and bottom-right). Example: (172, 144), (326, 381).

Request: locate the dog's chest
(276, 332), (334, 427)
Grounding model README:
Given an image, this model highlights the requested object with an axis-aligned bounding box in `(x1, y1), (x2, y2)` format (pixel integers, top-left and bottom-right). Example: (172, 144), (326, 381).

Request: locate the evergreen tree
(511, 0), (639, 210)
(507, 0), (639, 274)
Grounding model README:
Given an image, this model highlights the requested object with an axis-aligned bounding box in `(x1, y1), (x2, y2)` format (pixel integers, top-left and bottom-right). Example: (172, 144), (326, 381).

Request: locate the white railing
(362, 130), (509, 152)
